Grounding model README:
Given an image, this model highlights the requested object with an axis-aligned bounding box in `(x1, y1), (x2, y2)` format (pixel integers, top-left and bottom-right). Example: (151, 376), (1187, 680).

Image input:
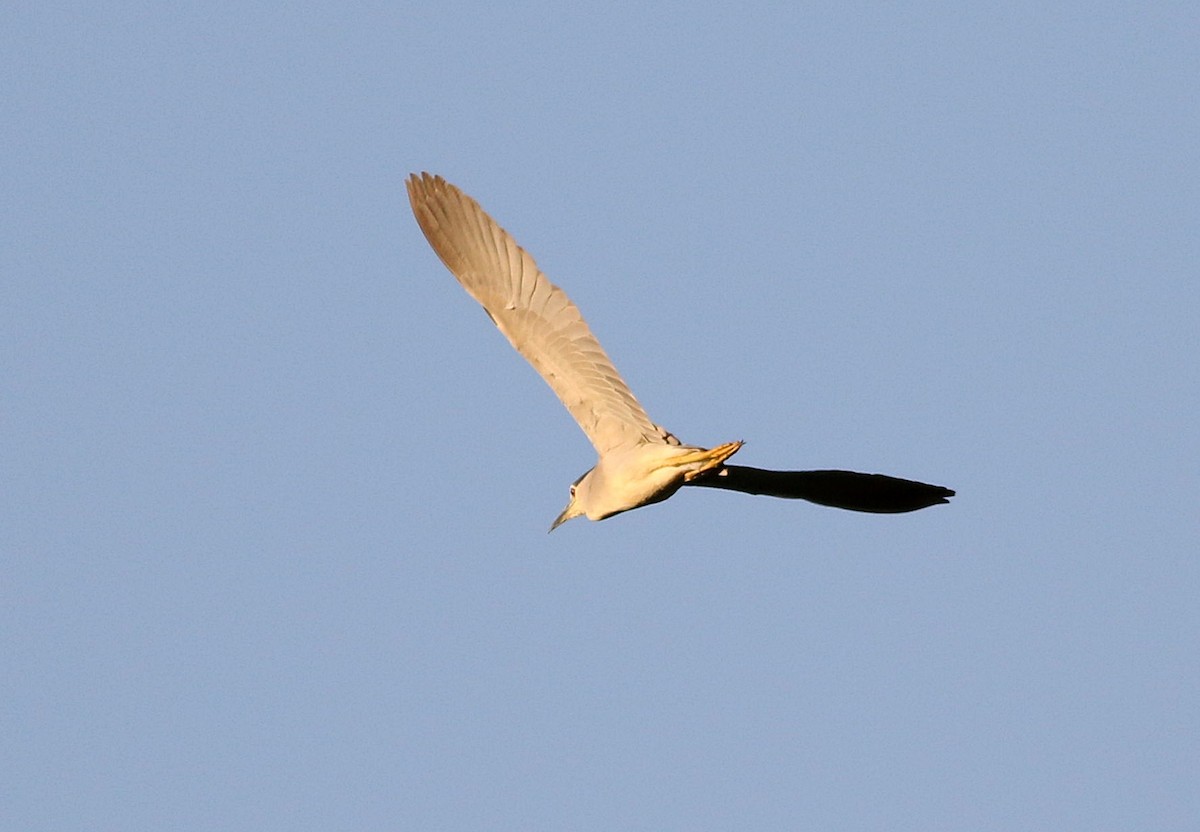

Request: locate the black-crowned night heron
(407, 173), (954, 530)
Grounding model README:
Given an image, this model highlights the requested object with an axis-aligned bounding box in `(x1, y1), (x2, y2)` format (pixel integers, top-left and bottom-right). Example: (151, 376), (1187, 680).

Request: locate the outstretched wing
(687, 466), (955, 513)
(407, 173), (663, 455)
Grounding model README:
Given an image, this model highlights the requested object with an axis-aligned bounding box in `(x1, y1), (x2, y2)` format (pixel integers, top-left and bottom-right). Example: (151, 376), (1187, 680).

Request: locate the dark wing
(687, 466), (954, 513)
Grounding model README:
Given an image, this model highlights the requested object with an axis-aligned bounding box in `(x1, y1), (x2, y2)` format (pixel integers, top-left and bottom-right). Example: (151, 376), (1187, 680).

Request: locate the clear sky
(5, 2), (1197, 829)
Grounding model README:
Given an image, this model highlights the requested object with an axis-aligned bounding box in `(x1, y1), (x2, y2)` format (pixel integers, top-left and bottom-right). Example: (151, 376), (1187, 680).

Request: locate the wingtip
(405, 171), (442, 198)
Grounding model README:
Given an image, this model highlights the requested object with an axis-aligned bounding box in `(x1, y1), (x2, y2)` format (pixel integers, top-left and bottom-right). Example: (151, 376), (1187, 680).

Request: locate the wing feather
(407, 173), (663, 454)
(687, 466), (955, 513)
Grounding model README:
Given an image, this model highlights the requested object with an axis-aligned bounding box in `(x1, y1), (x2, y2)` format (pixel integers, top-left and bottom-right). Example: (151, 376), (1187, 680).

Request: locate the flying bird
(407, 173), (954, 530)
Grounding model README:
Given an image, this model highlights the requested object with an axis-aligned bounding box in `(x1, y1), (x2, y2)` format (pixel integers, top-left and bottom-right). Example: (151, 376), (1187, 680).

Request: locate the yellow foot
(679, 440), (744, 481)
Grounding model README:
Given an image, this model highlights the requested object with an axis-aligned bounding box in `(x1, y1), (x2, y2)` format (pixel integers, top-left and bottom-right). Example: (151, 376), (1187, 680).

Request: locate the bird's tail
(676, 441), (745, 481)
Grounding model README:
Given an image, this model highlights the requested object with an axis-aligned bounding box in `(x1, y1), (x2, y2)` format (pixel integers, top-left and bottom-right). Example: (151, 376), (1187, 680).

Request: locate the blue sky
(4, 2), (1197, 829)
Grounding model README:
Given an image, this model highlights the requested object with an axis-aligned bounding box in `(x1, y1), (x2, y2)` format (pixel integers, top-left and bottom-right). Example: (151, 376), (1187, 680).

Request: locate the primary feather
(407, 173), (664, 454)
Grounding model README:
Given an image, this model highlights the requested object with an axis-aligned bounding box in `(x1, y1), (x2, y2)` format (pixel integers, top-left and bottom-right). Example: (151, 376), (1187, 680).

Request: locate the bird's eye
(569, 485), (576, 497)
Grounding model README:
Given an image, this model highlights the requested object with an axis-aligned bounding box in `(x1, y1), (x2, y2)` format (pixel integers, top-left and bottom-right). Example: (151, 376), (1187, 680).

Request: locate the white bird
(407, 173), (953, 530)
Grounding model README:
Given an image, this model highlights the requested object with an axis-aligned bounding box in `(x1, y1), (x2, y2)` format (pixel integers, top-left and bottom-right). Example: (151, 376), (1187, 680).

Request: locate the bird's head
(549, 469), (593, 532)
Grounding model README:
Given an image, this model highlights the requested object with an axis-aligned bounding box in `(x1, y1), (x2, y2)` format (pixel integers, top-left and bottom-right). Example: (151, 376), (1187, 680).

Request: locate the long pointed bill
(549, 506), (572, 533)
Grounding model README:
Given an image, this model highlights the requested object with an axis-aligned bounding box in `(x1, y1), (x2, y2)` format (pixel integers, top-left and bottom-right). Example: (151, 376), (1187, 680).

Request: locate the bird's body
(558, 440), (745, 526)
(406, 173), (953, 529)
